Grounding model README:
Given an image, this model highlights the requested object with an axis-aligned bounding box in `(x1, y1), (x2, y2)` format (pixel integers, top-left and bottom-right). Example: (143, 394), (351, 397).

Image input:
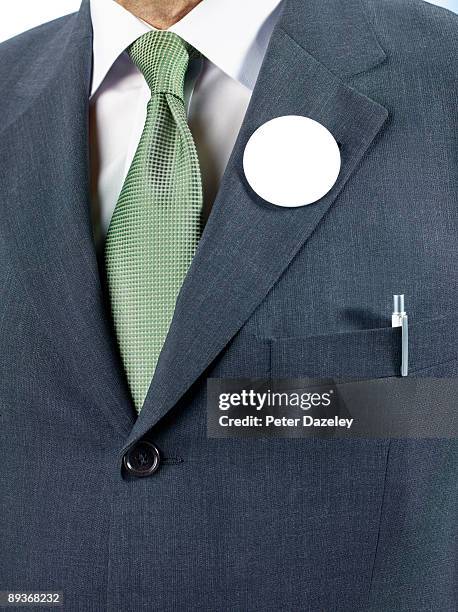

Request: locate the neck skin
(116, 0), (203, 29)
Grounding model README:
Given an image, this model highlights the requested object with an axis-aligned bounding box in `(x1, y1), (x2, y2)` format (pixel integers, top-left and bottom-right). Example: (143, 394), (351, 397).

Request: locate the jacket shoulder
(363, 0), (457, 61)
(0, 14), (77, 65)
(0, 14), (78, 123)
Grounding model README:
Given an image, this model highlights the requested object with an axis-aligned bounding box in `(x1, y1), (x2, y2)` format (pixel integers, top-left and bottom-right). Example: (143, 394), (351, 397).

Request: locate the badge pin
(243, 115), (341, 208)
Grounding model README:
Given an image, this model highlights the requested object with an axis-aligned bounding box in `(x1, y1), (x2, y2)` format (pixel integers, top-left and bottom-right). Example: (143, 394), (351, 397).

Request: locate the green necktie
(105, 31), (203, 412)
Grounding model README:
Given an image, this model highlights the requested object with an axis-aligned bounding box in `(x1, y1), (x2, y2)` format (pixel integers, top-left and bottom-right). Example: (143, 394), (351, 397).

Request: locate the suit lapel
(0, 1), (135, 436)
(125, 0), (389, 449)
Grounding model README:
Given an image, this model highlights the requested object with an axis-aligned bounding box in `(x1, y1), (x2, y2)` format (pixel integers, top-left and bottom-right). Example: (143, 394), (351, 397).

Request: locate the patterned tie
(105, 31), (203, 412)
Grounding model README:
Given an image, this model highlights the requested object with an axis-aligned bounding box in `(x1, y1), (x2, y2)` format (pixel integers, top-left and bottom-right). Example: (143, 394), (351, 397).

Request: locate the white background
(0, 0), (457, 43)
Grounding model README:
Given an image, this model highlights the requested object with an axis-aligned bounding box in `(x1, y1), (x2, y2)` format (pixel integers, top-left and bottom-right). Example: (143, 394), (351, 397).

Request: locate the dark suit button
(123, 441), (161, 477)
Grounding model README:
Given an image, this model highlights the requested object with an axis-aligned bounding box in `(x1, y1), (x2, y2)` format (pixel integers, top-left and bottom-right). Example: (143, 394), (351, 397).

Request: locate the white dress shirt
(89, 0), (283, 248)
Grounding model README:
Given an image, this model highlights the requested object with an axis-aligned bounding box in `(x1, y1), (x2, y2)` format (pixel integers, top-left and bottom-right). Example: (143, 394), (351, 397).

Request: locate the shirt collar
(90, 0), (283, 97)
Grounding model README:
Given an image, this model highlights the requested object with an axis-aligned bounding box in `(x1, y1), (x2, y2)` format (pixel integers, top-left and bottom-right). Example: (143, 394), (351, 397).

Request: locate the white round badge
(243, 116), (341, 207)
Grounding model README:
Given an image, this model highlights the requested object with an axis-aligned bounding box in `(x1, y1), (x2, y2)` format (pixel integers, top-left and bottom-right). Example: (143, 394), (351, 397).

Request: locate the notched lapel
(126, 10), (389, 449)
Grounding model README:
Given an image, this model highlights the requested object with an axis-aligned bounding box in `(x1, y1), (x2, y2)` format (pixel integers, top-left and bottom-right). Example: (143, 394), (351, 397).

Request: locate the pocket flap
(270, 316), (458, 378)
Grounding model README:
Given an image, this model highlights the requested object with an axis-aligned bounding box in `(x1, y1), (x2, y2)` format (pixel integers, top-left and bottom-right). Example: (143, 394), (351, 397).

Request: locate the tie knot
(128, 31), (193, 101)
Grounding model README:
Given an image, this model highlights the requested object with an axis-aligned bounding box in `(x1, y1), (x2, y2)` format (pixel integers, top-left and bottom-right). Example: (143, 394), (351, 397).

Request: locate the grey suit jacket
(1, 0), (457, 610)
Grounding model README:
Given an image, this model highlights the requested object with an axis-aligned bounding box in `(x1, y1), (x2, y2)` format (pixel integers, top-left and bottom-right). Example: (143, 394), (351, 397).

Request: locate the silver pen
(392, 294), (408, 377)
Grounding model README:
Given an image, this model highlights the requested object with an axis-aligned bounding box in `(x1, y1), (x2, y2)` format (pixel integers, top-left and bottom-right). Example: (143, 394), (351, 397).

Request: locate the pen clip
(401, 314), (408, 377)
